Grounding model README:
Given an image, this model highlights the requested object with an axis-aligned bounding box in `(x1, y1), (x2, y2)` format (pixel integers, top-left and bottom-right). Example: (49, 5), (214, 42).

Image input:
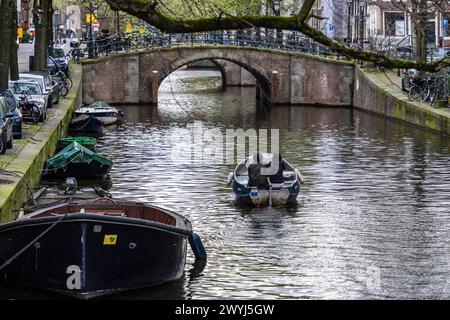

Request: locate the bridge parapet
(82, 45), (354, 106)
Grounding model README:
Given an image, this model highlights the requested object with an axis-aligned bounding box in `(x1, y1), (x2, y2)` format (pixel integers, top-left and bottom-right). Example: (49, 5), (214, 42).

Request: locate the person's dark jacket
(248, 163), (269, 188)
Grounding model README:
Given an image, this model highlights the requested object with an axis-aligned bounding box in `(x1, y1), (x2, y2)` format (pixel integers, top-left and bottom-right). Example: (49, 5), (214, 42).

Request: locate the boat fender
(226, 172), (234, 185)
(189, 233), (207, 260)
(295, 169), (305, 184)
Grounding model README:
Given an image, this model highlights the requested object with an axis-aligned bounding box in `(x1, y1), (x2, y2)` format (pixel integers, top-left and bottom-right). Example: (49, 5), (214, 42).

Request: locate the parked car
(9, 80), (48, 122)
(19, 73), (56, 107)
(0, 97), (14, 154)
(427, 48), (445, 62)
(47, 56), (59, 74)
(49, 47), (69, 75)
(394, 46), (415, 60)
(24, 71), (60, 105)
(0, 89), (23, 139)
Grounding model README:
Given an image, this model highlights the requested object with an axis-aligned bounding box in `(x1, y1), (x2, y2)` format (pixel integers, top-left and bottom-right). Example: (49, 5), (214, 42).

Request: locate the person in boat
(269, 152), (286, 184)
(247, 152), (270, 188)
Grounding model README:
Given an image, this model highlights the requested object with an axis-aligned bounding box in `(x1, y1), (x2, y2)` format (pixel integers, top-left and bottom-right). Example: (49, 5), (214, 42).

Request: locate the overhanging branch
(103, 0), (450, 72)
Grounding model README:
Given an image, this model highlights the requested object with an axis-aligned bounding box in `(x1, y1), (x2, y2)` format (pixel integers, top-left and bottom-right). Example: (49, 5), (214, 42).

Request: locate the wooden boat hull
(74, 113), (119, 126)
(0, 214), (189, 299)
(43, 160), (111, 179)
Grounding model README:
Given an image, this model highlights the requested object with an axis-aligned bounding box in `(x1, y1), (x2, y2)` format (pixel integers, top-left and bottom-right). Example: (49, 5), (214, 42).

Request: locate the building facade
(367, 0), (450, 48)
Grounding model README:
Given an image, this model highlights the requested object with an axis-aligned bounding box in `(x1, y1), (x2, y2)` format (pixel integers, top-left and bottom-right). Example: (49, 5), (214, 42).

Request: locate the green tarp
(45, 141), (112, 170)
(59, 136), (97, 149)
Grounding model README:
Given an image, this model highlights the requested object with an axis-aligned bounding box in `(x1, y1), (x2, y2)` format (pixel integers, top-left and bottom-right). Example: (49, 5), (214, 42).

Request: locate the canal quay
(0, 46), (450, 300)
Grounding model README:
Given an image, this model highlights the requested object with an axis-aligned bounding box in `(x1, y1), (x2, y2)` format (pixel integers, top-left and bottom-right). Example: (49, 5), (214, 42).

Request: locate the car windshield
(0, 92), (17, 111)
(52, 48), (65, 58)
(20, 77), (44, 90)
(42, 75), (51, 87)
(12, 83), (41, 95)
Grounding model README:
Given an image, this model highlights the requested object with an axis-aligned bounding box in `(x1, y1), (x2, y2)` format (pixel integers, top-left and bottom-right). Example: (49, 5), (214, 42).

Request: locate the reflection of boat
(43, 141), (112, 179)
(24, 177), (111, 213)
(69, 115), (104, 137)
(0, 198), (206, 299)
(74, 102), (123, 125)
(58, 136), (97, 151)
(227, 153), (304, 207)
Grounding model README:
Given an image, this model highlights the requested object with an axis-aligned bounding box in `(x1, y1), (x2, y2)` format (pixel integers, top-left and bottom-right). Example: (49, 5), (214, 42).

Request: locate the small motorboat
(227, 153), (304, 207)
(0, 198), (207, 299)
(69, 115), (104, 137)
(74, 101), (123, 125)
(24, 177), (111, 212)
(58, 136), (97, 151)
(43, 141), (112, 180)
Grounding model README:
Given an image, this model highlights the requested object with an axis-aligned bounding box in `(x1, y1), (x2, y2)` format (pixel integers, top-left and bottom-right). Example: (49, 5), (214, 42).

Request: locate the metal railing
(68, 30), (344, 61)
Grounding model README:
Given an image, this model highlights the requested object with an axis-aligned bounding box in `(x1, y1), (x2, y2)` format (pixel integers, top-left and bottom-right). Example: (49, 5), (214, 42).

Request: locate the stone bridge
(82, 45), (355, 106)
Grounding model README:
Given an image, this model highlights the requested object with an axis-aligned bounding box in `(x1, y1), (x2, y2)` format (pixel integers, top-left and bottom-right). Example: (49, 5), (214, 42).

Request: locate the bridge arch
(144, 49), (273, 107)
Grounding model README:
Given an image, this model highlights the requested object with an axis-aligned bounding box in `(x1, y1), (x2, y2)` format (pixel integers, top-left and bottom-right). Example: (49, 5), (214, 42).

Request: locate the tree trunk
(33, 0), (52, 71)
(9, 0), (19, 81)
(0, 0), (17, 90)
(412, 0), (428, 62)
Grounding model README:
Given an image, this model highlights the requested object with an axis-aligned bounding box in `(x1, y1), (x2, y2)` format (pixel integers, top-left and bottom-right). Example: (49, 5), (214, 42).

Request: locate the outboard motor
(64, 177), (78, 195)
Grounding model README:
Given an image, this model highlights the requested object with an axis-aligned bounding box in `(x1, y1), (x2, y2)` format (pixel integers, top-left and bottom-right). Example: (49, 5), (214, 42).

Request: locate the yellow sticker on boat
(103, 235), (118, 245)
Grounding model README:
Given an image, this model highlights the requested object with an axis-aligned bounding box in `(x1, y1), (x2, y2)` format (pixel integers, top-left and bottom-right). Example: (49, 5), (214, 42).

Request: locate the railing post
(151, 70), (159, 105)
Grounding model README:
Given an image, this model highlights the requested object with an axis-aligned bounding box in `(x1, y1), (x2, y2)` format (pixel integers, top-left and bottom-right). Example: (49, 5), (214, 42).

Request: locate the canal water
(2, 69), (449, 299)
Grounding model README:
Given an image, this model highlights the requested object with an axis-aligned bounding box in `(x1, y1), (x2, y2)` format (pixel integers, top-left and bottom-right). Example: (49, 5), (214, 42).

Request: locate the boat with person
(42, 141), (112, 179)
(0, 198), (207, 299)
(73, 101), (123, 125)
(227, 153), (304, 207)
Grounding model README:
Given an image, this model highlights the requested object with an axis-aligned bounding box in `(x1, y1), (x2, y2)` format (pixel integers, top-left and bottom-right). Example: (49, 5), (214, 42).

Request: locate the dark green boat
(58, 136), (97, 151)
(43, 142), (112, 179)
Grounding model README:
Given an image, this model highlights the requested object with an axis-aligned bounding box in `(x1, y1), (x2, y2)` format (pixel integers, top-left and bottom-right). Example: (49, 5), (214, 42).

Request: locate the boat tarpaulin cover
(45, 141), (113, 170)
(59, 136), (97, 148)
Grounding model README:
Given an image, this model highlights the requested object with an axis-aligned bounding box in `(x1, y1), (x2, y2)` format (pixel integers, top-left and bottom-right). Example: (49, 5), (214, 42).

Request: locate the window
(443, 14), (450, 37)
(385, 12), (405, 36)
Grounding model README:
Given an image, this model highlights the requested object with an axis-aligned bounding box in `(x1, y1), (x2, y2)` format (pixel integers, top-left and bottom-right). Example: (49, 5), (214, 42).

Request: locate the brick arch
(141, 47), (274, 106)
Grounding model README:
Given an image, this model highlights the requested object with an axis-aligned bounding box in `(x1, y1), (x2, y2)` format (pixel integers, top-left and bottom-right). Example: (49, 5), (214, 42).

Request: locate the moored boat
(0, 198), (206, 299)
(227, 153), (304, 207)
(24, 177), (111, 212)
(43, 141), (112, 179)
(58, 136), (97, 151)
(69, 115), (104, 137)
(74, 101), (123, 125)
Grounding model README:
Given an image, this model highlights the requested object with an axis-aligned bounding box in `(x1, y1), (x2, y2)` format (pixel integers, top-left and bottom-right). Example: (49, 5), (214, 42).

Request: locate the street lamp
(359, 0), (367, 50)
(81, 0), (99, 58)
(274, 0), (282, 44)
(346, 0), (352, 46)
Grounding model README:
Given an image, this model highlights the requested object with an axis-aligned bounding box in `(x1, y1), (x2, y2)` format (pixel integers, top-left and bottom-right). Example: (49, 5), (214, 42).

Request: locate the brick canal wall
(82, 46), (355, 106)
(0, 64), (82, 223)
(353, 67), (450, 136)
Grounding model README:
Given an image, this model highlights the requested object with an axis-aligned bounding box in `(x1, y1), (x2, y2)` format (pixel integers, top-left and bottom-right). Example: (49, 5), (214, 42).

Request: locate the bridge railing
(68, 31), (346, 62)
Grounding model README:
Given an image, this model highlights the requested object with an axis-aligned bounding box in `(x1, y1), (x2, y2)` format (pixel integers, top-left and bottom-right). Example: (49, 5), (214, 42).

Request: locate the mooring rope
(0, 214), (68, 272)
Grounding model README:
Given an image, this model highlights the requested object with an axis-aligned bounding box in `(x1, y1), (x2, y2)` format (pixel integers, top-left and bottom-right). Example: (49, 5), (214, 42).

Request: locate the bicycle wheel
(430, 90), (439, 107)
(421, 87), (431, 101)
(64, 76), (73, 90)
(408, 85), (425, 101)
(59, 85), (69, 97)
